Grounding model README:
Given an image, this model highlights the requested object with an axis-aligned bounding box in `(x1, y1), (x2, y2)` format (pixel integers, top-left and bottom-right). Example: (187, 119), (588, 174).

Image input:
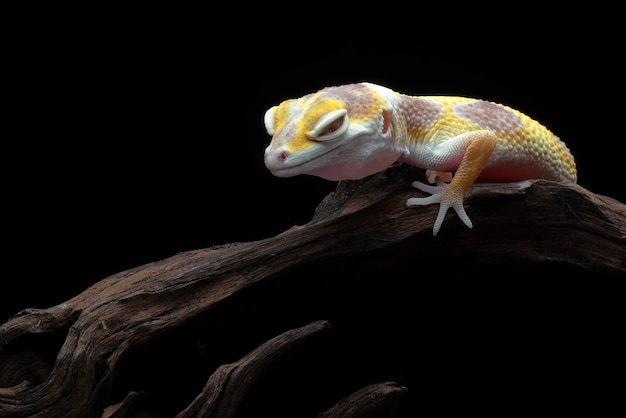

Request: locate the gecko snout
(264, 146), (292, 174)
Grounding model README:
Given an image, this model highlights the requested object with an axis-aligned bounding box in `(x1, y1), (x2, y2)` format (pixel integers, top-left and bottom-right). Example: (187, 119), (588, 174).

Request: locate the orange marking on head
(382, 109), (391, 134)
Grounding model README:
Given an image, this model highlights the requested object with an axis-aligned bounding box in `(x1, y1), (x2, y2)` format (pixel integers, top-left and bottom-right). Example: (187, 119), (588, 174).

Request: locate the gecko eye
(264, 106), (278, 135)
(307, 109), (348, 141)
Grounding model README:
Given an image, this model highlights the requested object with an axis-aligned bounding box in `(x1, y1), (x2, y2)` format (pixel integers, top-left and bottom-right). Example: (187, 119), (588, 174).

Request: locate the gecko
(263, 82), (577, 236)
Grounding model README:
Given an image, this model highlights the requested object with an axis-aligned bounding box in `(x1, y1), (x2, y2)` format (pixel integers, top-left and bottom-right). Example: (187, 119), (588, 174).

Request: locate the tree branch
(1, 165), (624, 417)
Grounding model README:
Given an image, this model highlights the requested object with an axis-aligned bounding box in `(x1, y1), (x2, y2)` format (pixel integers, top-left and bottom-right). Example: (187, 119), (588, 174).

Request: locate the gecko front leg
(408, 176), (473, 236)
(406, 130), (497, 236)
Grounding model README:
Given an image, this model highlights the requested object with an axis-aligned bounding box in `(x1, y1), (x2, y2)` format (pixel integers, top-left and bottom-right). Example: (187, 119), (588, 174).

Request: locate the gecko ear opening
(307, 109), (348, 141)
(264, 106), (278, 135)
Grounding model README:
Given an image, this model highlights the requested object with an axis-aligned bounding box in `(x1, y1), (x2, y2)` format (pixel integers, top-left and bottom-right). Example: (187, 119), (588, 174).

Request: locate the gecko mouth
(267, 157), (324, 178)
(264, 145), (343, 177)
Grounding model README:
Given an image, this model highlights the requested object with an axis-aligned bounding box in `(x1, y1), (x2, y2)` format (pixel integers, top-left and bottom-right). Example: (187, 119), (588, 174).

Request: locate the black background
(2, 6), (624, 415)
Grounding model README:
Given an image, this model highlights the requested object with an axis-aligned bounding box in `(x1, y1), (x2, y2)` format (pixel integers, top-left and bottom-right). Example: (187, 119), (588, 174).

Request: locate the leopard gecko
(263, 82), (577, 236)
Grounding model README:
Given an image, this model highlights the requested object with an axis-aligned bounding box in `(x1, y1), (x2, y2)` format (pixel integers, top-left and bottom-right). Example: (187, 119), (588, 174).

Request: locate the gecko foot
(406, 177), (473, 236)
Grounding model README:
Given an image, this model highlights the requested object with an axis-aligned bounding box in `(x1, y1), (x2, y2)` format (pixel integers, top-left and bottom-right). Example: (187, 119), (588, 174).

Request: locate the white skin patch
(395, 96), (443, 131)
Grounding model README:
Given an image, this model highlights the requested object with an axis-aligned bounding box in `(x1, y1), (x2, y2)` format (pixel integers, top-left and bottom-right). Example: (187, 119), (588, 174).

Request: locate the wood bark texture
(1, 165), (625, 417)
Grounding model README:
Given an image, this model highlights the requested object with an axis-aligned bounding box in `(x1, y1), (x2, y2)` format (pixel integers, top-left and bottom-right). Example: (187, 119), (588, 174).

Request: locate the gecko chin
(267, 161), (332, 179)
(267, 160), (338, 180)
(268, 166), (302, 178)
(264, 155), (308, 178)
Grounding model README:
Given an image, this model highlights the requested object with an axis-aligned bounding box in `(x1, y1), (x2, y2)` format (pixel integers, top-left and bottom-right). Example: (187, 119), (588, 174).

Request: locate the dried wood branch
(1, 165), (624, 417)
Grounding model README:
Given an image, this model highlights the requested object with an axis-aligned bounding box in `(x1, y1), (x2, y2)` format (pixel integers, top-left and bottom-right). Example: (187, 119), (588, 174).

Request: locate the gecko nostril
(279, 151), (288, 162)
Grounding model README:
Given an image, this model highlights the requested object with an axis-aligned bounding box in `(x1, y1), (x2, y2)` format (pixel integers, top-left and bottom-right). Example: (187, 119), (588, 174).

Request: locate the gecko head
(263, 84), (402, 181)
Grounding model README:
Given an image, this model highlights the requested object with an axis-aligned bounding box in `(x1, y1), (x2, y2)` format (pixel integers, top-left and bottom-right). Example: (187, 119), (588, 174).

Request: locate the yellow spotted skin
(291, 96), (345, 153)
(274, 86), (388, 154)
(392, 94), (576, 183)
(263, 82), (577, 235)
(271, 99), (296, 134)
